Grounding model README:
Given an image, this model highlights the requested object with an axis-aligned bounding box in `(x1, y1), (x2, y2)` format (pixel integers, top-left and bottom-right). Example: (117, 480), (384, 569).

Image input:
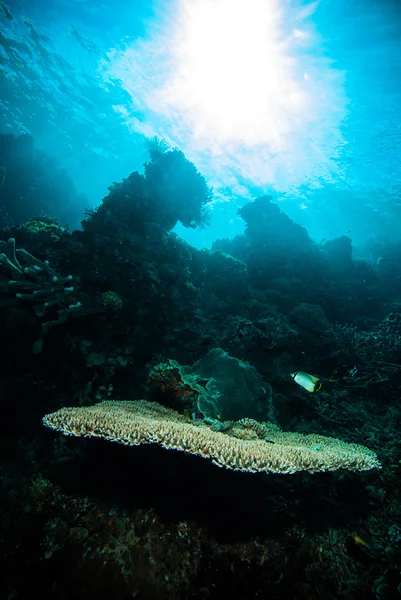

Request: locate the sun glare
(158, 0), (308, 148)
(104, 0), (347, 191)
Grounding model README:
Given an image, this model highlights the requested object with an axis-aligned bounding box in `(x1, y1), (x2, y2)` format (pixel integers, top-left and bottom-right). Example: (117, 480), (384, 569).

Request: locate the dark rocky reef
(0, 151), (400, 600)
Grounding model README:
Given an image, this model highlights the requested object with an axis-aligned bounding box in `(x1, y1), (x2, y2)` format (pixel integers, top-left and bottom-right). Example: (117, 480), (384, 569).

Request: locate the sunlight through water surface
(103, 0), (348, 195)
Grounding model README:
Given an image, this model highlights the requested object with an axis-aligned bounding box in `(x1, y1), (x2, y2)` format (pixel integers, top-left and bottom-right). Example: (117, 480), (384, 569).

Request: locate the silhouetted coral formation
(1, 147), (400, 600)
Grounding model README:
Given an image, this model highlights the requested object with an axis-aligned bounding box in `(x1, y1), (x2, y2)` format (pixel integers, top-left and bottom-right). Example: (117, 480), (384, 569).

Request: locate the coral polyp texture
(43, 400), (380, 475)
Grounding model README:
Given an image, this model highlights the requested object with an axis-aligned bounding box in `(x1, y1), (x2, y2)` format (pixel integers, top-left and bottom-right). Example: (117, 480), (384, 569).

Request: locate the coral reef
(143, 139), (213, 228)
(1, 150), (401, 600)
(323, 312), (401, 384)
(0, 236), (81, 340)
(83, 137), (212, 237)
(43, 399), (380, 474)
(147, 361), (198, 415)
(168, 348), (274, 421)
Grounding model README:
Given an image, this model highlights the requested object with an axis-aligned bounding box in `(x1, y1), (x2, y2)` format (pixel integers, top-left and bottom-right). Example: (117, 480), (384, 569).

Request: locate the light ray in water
(103, 0), (348, 193)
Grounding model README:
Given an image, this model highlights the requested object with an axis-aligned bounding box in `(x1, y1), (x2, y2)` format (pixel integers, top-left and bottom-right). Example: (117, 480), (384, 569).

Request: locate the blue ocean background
(1, 0), (400, 250)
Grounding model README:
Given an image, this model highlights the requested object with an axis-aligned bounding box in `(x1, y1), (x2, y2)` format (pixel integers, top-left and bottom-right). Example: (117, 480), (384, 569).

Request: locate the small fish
(351, 529), (373, 549)
(290, 371), (323, 393)
(352, 535), (369, 548)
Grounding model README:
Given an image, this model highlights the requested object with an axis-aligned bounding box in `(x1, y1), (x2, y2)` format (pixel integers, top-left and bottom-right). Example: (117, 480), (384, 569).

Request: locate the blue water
(1, 0), (401, 250)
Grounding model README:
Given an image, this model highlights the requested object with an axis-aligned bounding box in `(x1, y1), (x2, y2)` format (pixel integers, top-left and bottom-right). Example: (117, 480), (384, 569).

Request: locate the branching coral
(0, 237), (81, 334)
(323, 313), (401, 383)
(43, 400), (381, 475)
